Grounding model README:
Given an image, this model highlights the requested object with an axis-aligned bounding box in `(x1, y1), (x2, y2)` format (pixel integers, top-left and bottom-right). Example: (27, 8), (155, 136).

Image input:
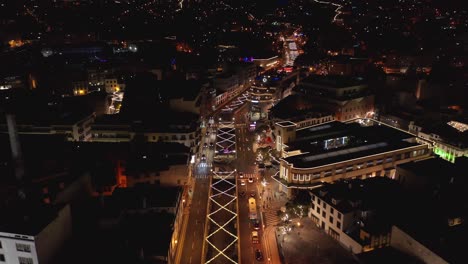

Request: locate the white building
(0, 205), (72, 264)
(410, 120), (468, 163)
(308, 177), (395, 254)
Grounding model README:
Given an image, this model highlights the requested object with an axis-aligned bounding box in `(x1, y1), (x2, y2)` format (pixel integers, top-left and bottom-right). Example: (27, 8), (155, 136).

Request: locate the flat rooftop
(269, 94), (332, 120)
(301, 75), (366, 89)
(0, 203), (65, 236)
(283, 122), (420, 169)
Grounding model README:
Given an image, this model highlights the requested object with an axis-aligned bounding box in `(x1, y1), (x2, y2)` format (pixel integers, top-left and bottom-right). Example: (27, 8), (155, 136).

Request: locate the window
(16, 243), (31, 252)
(338, 213), (342, 219)
(317, 199), (321, 205)
(337, 221), (341, 229)
(317, 208), (320, 214)
(0, 254), (5, 262)
(0, 241), (2, 248)
(311, 204), (315, 210)
(323, 203), (326, 209)
(329, 216), (334, 224)
(322, 211), (326, 218)
(18, 257), (33, 264)
(330, 208), (334, 214)
(311, 195), (315, 201)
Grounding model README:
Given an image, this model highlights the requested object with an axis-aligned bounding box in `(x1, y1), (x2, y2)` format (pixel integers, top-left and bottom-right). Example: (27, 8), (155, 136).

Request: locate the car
(250, 192), (255, 197)
(240, 179), (246, 186)
(239, 172), (244, 178)
(209, 142), (214, 148)
(258, 163), (265, 170)
(201, 154), (206, 161)
(251, 231), (259, 244)
(206, 131), (210, 136)
(203, 143), (208, 148)
(248, 177), (254, 183)
(255, 249), (263, 261)
(253, 221), (260, 230)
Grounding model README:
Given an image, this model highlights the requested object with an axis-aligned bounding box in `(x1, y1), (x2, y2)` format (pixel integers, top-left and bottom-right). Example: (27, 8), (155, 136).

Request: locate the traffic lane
(238, 175), (262, 264)
(180, 178), (209, 264)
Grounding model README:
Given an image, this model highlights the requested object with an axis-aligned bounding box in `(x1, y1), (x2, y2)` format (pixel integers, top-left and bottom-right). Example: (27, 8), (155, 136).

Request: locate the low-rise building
(158, 80), (207, 115)
(390, 157), (468, 264)
(0, 204), (72, 264)
(412, 120), (468, 163)
(273, 121), (430, 197)
(309, 177), (398, 254)
(269, 94), (334, 129)
(0, 112), (95, 142)
(295, 75), (375, 121)
(108, 185), (185, 264)
(91, 112), (199, 152)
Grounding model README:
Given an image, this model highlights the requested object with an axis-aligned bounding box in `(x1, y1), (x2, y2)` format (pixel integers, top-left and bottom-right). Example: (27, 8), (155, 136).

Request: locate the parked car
(239, 172), (244, 178)
(253, 221), (260, 230)
(255, 249), (263, 261)
(248, 177), (254, 183)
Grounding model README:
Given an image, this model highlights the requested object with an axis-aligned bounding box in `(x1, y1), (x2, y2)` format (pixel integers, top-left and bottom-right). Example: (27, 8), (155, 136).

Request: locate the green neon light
(433, 147), (456, 163)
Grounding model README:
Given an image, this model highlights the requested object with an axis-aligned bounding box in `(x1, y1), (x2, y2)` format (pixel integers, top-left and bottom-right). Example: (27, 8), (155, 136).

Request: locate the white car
(240, 179), (246, 186)
(239, 172), (244, 178)
(248, 177), (254, 183)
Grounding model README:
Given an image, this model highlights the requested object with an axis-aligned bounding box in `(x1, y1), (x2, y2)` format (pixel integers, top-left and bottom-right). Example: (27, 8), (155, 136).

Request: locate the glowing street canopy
(205, 170), (238, 264)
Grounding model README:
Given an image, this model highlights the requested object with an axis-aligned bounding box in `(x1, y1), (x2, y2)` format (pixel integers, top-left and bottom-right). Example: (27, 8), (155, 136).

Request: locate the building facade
(273, 121), (431, 197)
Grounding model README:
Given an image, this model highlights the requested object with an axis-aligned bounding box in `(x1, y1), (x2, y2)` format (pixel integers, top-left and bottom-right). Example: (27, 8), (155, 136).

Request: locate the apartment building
(0, 205), (72, 264)
(308, 177), (397, 254)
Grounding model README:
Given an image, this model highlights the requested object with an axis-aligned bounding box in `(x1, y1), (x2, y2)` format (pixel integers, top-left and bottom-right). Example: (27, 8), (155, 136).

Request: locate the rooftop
(112, 185), (182, 210)
(284, 122), (418, 168)
(310, 177), (401, 214)
(269, 94), (332, 120)
(0, 203), (65, 236)
(301, 75), (367, 89)
(158, 79), (205, 101)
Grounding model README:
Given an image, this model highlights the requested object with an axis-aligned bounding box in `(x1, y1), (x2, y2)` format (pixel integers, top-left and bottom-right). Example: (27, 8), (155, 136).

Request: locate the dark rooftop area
(301, 75), (367, 89)
(158, 79), (205, 101)
(284, 122), (418, 168)
(269, 94), (332, 120)
(310, 177), (401, 214)
(112, 185), (182, 210)
(0, 203), (65, 236)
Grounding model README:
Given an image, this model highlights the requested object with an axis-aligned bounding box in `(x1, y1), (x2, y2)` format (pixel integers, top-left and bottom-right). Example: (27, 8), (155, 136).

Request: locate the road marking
(192, 241), (195, 249)
(189, 256), (192, 264)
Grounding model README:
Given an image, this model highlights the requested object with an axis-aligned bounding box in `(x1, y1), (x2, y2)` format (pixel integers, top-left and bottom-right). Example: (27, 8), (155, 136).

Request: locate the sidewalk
(278, 218), (357, 264)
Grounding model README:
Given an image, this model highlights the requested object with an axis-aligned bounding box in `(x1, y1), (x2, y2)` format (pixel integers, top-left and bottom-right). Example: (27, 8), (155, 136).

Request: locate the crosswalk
(261, 198), (285, 227)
